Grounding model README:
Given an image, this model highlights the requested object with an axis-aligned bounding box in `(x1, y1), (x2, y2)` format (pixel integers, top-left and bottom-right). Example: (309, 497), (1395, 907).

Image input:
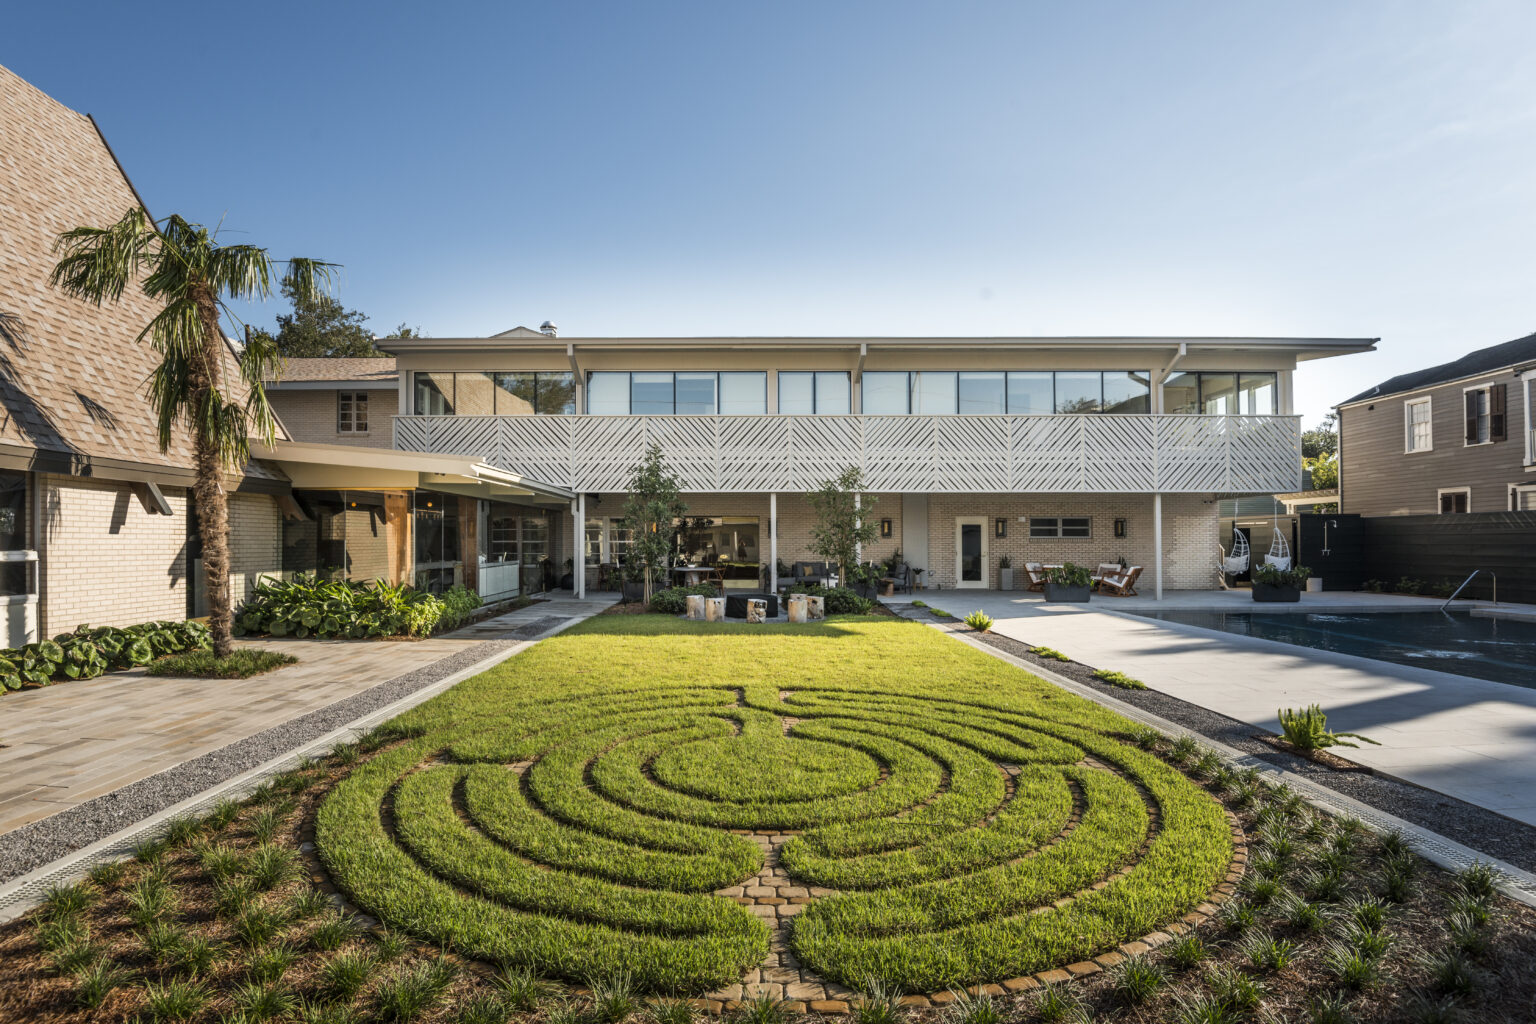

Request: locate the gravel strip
(0, 621), (566, 884)
(896, 605), (1536, 872)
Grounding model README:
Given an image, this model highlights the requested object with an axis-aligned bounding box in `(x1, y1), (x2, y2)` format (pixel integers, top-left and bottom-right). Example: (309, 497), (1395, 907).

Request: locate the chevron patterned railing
(392, 414), (1302, 494)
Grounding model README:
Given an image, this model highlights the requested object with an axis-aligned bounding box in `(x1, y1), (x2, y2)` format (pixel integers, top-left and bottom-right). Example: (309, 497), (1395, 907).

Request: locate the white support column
(1153, 492), (1163, 601)
(574, 494), (586, 598)
(769, 492), (778, 590)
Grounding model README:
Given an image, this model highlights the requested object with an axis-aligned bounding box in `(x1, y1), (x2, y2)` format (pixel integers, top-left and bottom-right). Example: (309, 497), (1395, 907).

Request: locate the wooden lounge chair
(1090, 562), (1123, 590)
(1024, 562), (1047, 592)
(1098, 566), (1142, 597)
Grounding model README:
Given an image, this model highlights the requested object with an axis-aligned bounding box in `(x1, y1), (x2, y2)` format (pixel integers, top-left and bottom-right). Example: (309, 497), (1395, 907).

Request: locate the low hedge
(784, 583), (874, 615)
(234, 574), (482, 640)
(0, 620), (211, 692)
(649, 584), (720, 615)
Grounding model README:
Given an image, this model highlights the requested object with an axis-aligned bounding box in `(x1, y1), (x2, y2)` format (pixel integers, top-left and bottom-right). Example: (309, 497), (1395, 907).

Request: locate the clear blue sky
(10, 1), (1536, 424)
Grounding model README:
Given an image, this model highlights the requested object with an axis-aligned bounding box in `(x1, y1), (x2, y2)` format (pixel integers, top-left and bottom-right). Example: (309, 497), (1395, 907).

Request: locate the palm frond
(207, 245), (276, 302)
(137, 298), (203, 361)
(281, 258), (339, 304)
(49, 208), (157, 305)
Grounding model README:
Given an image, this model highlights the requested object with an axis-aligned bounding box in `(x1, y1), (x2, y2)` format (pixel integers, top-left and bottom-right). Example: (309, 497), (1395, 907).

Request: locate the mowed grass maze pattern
(316, 617), (1233, 994)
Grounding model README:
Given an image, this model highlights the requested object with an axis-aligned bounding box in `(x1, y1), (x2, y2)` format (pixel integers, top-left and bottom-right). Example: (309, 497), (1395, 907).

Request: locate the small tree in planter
(998, 556), (1014, 592)
(1041, 563), (1093, 603)
(807, 466), (879, 587)
(619, 444), (688, 605)
(1253, 563), (1312, 603)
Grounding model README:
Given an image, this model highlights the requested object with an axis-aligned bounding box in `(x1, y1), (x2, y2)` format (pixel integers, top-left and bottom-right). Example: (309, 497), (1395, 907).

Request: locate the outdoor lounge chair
(1098, 566), (1142, 597)
(1024, 562), (1047, 592)
(1090, 562), (1123, 589)
(882, 563), (914, 594)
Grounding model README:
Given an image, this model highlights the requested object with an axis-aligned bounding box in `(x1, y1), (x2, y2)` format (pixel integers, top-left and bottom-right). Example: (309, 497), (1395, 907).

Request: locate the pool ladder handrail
(1440, 569), (1496, 611)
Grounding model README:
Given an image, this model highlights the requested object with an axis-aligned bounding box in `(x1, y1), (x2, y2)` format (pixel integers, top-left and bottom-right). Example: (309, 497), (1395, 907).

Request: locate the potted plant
(619, 555), (646, 603)
(1252, 563), (1311, 603)
(998, 556), (1014, 592)
(849, 561), (881, 600)
(1041, 562), (1093, 603)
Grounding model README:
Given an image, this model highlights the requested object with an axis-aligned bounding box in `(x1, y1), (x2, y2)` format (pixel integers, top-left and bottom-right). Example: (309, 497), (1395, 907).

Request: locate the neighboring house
(1337, 332), (1536, 515)
(0, 62), (292, 646)
(263, 357), (399, 450)
(375, 331), (1374, 598)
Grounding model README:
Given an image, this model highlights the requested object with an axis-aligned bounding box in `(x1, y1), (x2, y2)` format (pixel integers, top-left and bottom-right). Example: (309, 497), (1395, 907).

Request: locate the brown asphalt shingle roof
(0, 63), (284, 481)
(271, 357), (398, 384)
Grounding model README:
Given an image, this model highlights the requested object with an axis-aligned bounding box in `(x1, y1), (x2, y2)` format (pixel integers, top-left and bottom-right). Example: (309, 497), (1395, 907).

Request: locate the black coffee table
(724, 592), (779, 618)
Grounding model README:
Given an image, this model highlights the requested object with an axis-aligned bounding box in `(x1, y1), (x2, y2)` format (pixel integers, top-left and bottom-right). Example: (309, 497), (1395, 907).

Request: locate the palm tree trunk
(191, 289), (233, 658)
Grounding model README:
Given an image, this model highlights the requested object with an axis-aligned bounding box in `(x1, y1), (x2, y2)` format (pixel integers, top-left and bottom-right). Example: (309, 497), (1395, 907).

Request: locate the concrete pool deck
(889, 589), (1536, 827)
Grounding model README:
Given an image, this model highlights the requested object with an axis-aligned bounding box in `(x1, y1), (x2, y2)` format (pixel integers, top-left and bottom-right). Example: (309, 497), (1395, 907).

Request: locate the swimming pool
(1126, 610), (1536, 688)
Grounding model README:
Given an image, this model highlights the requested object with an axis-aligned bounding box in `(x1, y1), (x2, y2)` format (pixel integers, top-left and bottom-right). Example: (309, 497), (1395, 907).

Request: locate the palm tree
(50, 208), (334, 657)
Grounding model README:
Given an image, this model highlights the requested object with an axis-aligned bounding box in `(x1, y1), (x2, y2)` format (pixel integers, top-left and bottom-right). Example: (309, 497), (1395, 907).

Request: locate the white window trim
(1403, 395), (1432, 453)
(1462, 381), (1496, 447)
(337, 390), (368, 434)
(1437, 486), (1471, 514)
(1510, 483), (1536, 511)
(1523, 370), (1535, 469)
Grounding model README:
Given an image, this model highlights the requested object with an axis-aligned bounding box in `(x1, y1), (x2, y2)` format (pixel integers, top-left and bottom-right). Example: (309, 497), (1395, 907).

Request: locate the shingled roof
(0, 63), (283, 485)
(1340, 331), (1536, 405)
(268, 357), (397, 384)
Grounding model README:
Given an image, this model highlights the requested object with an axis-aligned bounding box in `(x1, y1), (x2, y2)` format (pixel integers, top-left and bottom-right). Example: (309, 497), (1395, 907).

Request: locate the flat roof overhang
(250, 440), (573, 505)
(378, 335), (1378, 363)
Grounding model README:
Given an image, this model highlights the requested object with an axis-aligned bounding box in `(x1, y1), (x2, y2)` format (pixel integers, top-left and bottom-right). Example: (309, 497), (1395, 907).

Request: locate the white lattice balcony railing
(392, 414), (1303, 494)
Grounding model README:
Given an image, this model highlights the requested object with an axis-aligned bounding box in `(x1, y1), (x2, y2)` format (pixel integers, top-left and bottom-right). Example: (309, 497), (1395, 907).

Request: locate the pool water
(1127, 610), (1536, 688)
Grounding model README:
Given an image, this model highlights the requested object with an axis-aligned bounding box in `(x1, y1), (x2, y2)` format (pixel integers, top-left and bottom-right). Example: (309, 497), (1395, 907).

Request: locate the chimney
(540, 321), (558, 338)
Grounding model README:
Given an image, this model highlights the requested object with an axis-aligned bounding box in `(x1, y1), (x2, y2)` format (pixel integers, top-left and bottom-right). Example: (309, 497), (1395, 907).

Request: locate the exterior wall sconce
(995, 518), (1007, 538)
(1114, 518), (1127, 538)
(880, 518), (893, 538)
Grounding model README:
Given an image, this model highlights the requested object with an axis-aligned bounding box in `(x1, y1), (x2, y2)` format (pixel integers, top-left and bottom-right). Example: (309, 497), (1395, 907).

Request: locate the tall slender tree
(807, 466), (878, 583)
(619, 444), (688, 604)
(51, 208), (334, 656)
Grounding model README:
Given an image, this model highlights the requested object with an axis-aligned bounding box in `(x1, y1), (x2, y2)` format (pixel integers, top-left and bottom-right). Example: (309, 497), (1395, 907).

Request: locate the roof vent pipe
(540, 321), (558, 337)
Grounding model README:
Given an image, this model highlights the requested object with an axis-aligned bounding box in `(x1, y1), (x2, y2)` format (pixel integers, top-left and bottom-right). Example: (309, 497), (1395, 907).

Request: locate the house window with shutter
(1438, 487), (1470, 514)
(1463, 383), (1506, 445)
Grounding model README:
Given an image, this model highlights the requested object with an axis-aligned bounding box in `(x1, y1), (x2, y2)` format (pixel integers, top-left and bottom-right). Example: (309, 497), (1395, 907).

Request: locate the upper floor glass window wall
(777, 372), (850, 414)
(862, 371), (1151, 414)
(412, 371), (575, 415)
(1163, 372), (1276, 415)
(586, 371), (768, 415)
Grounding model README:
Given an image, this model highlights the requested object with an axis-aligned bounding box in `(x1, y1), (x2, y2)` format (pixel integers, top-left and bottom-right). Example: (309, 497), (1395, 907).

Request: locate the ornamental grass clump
(1093, 668), (1147, 689)
(1277, 704), (1380, 751)
(962, 610), (994, 632)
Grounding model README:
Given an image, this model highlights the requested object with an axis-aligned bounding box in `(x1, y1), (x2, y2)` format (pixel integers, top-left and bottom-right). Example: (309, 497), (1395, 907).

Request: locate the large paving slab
(890, 590), (1536, 827)
(0, 597), (607, 836)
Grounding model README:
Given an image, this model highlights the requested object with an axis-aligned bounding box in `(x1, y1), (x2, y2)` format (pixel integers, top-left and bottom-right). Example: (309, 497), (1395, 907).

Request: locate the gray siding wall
(1339, 372), (1531, 516)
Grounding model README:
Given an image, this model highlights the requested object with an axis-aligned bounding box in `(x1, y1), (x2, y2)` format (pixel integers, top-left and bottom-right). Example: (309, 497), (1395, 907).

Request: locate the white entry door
(954, 517), (989, 588)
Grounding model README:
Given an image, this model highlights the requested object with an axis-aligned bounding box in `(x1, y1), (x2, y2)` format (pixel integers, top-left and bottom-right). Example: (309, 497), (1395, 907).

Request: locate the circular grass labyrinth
(316, 681), (1233, 995)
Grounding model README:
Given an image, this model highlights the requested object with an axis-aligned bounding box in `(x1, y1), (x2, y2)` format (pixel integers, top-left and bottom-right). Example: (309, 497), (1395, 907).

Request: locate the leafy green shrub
(649, 584), (719, 615)
(1253, 563), (1313, 588)
(1041, 563), (1092, 587)
(1031, 646), (1070, 661)
(1278, 704), (1380, 750)
(962, 610), (993, 632)
(0, 619), (210, 692)
(234, 573), (480, 640)
(785, 583), (875, 614)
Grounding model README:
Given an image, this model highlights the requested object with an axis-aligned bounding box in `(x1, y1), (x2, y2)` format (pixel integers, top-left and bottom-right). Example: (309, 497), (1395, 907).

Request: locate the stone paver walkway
(0, 596), (607, 836)
(890, 590), (1536, 827)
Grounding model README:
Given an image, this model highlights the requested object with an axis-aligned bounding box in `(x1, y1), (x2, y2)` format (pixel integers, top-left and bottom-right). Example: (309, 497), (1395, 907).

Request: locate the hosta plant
(234, 573), (480, 640)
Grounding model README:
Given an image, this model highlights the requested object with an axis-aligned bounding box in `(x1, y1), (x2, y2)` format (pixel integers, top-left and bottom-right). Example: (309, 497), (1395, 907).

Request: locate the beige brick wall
(38, 475), (283, 632)
(268, 388), (396, 448)
(923, 492), (1217, 591)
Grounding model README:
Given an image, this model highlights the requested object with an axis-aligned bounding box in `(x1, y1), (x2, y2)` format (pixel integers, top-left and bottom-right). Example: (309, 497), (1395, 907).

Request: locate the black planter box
(1252, 583), (1301, 603)
(852, 583), (877, 600)
(725, 593), (779, 618)
(1042, 583), (1091, 603)
(621, 581), (645, 602)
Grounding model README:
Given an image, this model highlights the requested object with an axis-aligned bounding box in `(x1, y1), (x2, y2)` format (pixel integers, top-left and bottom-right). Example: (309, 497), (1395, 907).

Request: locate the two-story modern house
(1337, 332), (1536, 515)
(305, 331), (1373, 601)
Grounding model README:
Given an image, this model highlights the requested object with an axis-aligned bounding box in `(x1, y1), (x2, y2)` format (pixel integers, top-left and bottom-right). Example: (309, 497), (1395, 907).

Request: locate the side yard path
(0, 597), (609, 895)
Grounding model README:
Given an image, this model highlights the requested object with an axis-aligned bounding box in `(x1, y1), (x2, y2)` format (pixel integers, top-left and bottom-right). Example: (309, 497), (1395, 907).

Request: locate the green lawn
(315, 614), (1231, 994)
